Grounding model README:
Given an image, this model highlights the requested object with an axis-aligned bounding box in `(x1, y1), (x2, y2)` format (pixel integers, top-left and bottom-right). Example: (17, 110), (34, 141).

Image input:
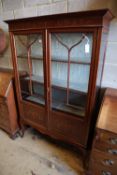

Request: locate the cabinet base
(20, 119), (90, 169)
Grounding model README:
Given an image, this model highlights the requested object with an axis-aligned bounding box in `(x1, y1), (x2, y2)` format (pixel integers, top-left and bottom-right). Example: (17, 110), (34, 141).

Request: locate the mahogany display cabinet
(6, 9), (113, 150)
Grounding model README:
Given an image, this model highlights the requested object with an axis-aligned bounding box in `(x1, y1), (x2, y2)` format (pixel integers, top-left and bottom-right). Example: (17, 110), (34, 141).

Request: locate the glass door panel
(50, 32), (93, 117)
(14, 34), (45, 105)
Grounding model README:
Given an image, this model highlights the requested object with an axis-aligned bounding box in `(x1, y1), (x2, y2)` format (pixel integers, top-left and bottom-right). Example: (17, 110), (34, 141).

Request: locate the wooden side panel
(0, 101), (10, 131)
(7, 82), (19, 134)
(96, 32), (108, 89)
(0, 70), (19, 137)
(0, 72), (12, 97)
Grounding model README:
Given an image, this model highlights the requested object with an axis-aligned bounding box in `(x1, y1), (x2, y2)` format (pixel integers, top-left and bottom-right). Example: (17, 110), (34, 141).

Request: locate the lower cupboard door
(49, 110), (87, 147)
(22, 102), (47, 128)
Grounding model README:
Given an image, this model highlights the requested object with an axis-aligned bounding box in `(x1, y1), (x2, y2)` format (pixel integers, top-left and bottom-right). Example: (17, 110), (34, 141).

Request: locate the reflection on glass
(51, 32), (93, 116)
(15, 34), (45, 105)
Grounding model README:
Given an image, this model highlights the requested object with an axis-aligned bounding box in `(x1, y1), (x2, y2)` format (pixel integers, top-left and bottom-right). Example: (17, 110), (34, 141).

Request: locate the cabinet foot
(18, 129), (24, 137)
(10, 132), (19, 140)
(85, 171), (92, 175)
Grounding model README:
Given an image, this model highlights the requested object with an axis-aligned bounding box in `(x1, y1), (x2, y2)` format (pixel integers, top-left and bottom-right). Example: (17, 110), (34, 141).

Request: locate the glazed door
(14, 33), (46, 106)
(49, 31), (93, 117)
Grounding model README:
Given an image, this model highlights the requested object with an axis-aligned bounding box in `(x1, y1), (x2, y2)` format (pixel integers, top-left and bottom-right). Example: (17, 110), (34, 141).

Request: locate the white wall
(0, 0), (117, 89)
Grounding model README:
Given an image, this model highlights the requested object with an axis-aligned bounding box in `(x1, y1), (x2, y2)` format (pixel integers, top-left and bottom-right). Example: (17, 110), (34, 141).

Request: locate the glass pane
(50, 32), (93, 117)
(14, 34), (45, 105)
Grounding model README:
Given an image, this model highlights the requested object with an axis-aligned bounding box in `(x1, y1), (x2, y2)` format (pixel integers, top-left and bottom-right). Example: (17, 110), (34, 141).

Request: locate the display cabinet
(6, 9), (113, 150)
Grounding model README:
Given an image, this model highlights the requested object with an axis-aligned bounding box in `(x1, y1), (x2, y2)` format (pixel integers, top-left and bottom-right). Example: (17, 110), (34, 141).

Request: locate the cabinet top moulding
(5, 9), (114, 32)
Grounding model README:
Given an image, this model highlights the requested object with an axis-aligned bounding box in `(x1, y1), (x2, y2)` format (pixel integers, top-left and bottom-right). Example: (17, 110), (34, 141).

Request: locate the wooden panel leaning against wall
(5, 9), (114, 155)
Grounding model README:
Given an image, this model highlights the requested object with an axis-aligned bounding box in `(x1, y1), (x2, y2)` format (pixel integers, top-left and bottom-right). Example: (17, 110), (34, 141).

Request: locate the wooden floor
(0, 128), (85, 175)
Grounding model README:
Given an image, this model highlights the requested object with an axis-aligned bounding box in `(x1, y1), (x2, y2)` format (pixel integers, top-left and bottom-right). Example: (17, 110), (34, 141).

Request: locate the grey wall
(0, 0), (117, 89)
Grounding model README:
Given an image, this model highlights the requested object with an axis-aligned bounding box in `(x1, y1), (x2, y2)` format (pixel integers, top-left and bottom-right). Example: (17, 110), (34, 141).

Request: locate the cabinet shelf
(24, 75), (44, 83)
(52, 101), (85, 116)
(25, 95), (45, 105)
(17, 55), (90, 65)
(51, 58), (90, 65)
(22, 75), (87, 92)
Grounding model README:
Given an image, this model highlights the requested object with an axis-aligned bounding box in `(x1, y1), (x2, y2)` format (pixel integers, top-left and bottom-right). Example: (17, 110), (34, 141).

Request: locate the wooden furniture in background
(6, 9), (113, 151)
(0, 28), (7, 54)
(0, 70), (19, 138)
(88, 88), (117, 175)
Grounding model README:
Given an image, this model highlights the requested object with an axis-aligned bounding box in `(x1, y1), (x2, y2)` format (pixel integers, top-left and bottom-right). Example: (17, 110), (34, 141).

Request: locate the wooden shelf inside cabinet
(17, 55), (91, 65)
(24, 75), (44, 83)
(51, 59), (90, 65)
(0, 70), (19, 139)
(22, 74), (88, 90)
